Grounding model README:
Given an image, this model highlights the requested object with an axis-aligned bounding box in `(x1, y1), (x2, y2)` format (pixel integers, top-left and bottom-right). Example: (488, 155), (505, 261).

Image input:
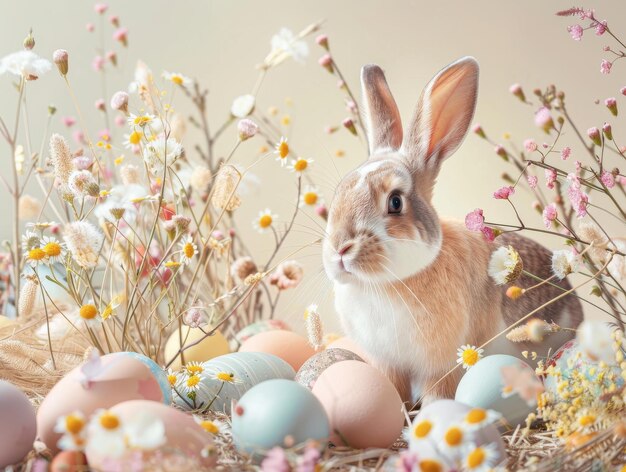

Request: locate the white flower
(162, 70), (193, 90)
(0, 50), (52, 80)
(274, 137), (290, 166)
(231, 94), (255, 118)
(87, 410), (125, 458)
(253, 208), (277, 233)
(463, 408), (502, 431)
(142, 136), (183, 174)
(181, 373), (202, 393)
(287, 157), (313, 174)
(193, 416), (228, 435)
(300, 185), (323, 207)
(438, 423), (469, 453)
(189, 165), (213, 192)
(551, 249), (579, 280)
(127, 113), (157, 130)
(577, 320), (615, 363)
(94, 184), (147, 224)
(456, 344), (484, 370)
(123, 411), (166, 450)
(269, 28), (309, 64)
(40, 235), (66, 264)
(68, 170), (99, 198)
(63, 221), (104, 268)
(488, 245), (522, 285)
(179, 235), (198, 264)
(463, 442), (501, 472)
(21, 231), (40, 252)
(608, 238), (626, 282)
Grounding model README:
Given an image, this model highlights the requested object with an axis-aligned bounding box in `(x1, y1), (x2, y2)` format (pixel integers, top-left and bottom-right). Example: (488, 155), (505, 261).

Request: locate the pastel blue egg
(174, 352), (295, 414)
(455, 354), (535, 428)
(232, 379), (330, 455)
(113, 352), (172, 404)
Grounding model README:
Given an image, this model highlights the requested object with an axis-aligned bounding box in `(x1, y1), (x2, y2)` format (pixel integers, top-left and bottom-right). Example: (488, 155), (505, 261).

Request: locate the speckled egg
(234, 319), (290, 345)
(50, 451), (87, 471)
(86, 400), (215, 470)
(409, 399), (505, 466)
(164, 326), (230, 371)
(239, 330), (315, 371)
(232, 379), (329, 455)
(326, 337), (371, 362)
(37, 352), (169, 454)
(295, 348), (364, 389)
(312, 360), (404, 448)
(455, 354), (536, 428)
(0, 381), (37, 468)
(174, 352), (295, 414)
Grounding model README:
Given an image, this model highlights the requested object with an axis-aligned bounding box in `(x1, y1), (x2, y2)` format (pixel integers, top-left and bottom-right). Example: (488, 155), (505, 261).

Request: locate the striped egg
(173, 352), (295, 414)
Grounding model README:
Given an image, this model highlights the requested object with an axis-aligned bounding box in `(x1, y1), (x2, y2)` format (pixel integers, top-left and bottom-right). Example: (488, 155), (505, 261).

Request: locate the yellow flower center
(466, 447), (486, 468)
(413, 420), (432, 439)
(200, 420), (219, 434)
(43, 242), (62, 257)
(259, 214), (273, 228)
(462, 348), (479, 366)
(216, 372), (234, 382)
(65, 415), (85, 435)
(28, 247), (47, 261)
(293, 159), (308, 172)
(134, 116), (151, 126)
(281, 115), (291, 126)
(303, 192), (318, 205)
(99, 412), (120, 430)
(171, 75), (184, 85)
(186, 374), (200, 388)
(444, 426), (463, 446)
(183, 242), (196, 259)
(419, 460), (442, 472)
(278, 141), (289, 158)
(167, 374), (177, 386)
(101, 304), (114, 320)
(79, 304), (98, 320)
(165, 261), (182, 268)
(129, 131), (141, 145)
(466, 408), (487, 424)
(186, 364), (204, 375)
(578, 414), (596, 427)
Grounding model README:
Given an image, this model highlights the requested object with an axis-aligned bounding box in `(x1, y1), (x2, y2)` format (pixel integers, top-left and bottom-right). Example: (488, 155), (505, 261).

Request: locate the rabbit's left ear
(403, 57), (479, 169)
(361, 64), (403, 155)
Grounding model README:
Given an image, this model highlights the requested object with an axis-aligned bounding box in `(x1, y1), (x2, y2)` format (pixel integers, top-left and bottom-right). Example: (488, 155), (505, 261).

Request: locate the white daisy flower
(463, 442), (501, 472)
(299, 185), (323, 207)
(274, 137), (290, 166)
(78, 302), (102, 329)
(551, 249), (580, 280)
(463, 408), (503, 431)
(287, 157), (313, 174)
(178, 235), (198, 264)
(205, 368), (242, 385)
(253, 208), (277, 233)
(21, 231), (41, 252)
(456, 344), (484, 370)
(142, 136), (183, 173)
(193, 416), (224, 435)
(162, 71), (193, 90)
(94, 184), (147, 224)
(123, 411), (166, 450)
(231, 94), (255, 118)
(87, 409), (126, 458)
(25, 245), (47, 267)
(269, 28), (309, 64)
(181, 373), (202, 394)
(40, 235), (66, 264)
(58, 432), (86, 452)
(54, 411), (87, 437)
(439, 423), (469, 454)
(488, 245), (522, 285)
(123, 130), (143, 149)
(0, 50), (52, 80)
(127, 113), (157, 130)
(184, 361), (205, 377)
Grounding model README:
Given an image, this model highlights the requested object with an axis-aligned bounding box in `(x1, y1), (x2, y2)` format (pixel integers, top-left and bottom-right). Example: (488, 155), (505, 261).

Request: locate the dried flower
(261, 447), (290, 472)
(506, 286), (524, 300)
(561, 146), (572, 160)
(542, 203), (558, 229)
(472, 123), (486, 139)
(305, 304), (323, 350)
(287, 157), (313, 174)
(488, 245), (523, 285)
(605, 97), (618, 116)
(49, 133), (73, 188)
(318, 54), (333, 73)
(237, 118), (259, 141)
(0, 50), (51, 80)
(600, 59), (612, 74)
(23, 30), (35, 50)
(527, 175), (538, 188)
(501, 363), (544, 406)
(510, 83), (525, 101)
(162, 71), (192, 89)
(270, 260), (304, 290)
(113, 27), (128, 47)
(534, 107), (554, 133)
(523, 139), (537, 152)
(52, 49), (69, 76)
(493, 185), (514, 200)
(183, 308), (206, 329)
(120, 164), (141, 185)
(18, 275), (39, 317)
(68, 170), (100, 198)
(267, 27), (309, 67)
(63, 221), (104, 268)
(18, 194), (42, 220)
(567, 24), (584, 41)
(274, 137), (290, 166)
(212, 165), (241, 211)
(110, 91), (129, 113)
(465, 208), (485, 232)
(142, 136), (183, 173)
(577, 320), (615, 363)
(551, 249), (579, 280)
(231, 256), (258, 282)
(545, 168), (557, 189)
(300, 185), (322, 207)
(342, 117), (356, 135)
(587, 126), (602, 146)
(231, 94), (255, 118)
(316, 34), (329, 50)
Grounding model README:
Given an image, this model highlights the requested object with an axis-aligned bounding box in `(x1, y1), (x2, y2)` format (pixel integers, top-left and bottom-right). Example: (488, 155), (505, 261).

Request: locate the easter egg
(312, 360), (404, 448)
(85, 400), (215, 470)
(0, 381), (37, 468)
(235, 319), (290, 344)
(37, 352), (169, 453)
(409, 399), (505, 467)
(164, 326), (230, 371)
(295, 348), (364, 389)
(455, 354), (536, 428)
(239, 330), (315, 371)
(50, 451), (87, 471)
(173, 352), (295, 414)
(326, 337), (371, 362)
(232, 379), (329, 454)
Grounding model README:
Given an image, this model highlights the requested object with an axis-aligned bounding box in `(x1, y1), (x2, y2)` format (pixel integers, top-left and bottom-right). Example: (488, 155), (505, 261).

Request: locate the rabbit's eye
(387, 192), (403, 214)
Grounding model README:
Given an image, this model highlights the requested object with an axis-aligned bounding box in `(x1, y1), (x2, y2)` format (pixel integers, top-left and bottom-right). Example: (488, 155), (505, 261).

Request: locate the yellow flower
(456, 344), (484, 370)
(43, 241), (62, 257)
(281, 115), (291, 126)
(185, 374), (201, 392)
(419, 460), (443, 472)
(199, 420), (219, 434)
(165, 260), (182, 268)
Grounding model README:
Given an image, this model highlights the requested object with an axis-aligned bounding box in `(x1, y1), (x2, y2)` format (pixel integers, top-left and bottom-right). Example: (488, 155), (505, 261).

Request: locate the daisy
(123, 130), (143, 149)
(463, 443), (501, 472)
(576, 410), (598, 431)
(411, 418), (433, 440)
(101, 295), (123, 321)
(123, 411), (166, 450)
(87, 409), (126, 458)
(55, 411), (87, 437)
(21, 231), (41, 252)
(274, 137), (290, 166)
(231, 94), (255, 118)
(166, 368), (180, 388)
(184, 361), (205, 377)
(162, 71), (192, 90)
(58, 432), (86, 451)
(142, 136), (183, 173)
(300, 185), (323, 207)
(179, 235), (198, 264)
(207, 370), (242, 385)
(78, 303), (101, 328)
(456, 344), (484, 370)
(26, 246), (48, 267)
(551, 249), (580, 280)
(194, 416), (221, 435)
(41, 236), (66, 264)
(439, 423), (468, 454)
(287, 157), (313, 174)
(182, 374), (202, 394)
(127, 113), (156, 130)
(488, 245), (523, 285)
(0, 50), (52, 80)
(253, 208), (277, 233)
(463, 408), (502, 431)
(269, 28), (309, 64)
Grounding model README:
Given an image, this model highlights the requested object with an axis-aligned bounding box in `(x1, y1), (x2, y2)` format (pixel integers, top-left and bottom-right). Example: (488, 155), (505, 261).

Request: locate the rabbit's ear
(361, 64), (403, 155)
(403, 57), (478, 169)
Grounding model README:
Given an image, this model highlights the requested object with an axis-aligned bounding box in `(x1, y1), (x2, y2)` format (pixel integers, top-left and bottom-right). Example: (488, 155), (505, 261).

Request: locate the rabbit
(321, 57), (583, 404)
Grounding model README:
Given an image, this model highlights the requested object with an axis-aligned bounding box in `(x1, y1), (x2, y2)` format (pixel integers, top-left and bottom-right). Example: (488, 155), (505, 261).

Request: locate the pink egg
(0, 381), (36, 468)
(37, 353), (167, 453)
(86, 400), (215, 469)
(312, 360), (404, 448)
(239, 330), (315, 371)
(327, 337), (371, 362)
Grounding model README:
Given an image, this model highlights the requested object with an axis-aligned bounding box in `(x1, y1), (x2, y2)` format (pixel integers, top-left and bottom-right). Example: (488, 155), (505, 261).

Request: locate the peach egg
(239, 330), (315, 371)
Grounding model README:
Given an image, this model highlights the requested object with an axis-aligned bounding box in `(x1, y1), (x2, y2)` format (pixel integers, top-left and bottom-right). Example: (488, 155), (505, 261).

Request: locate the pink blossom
(545, 168), (557, 189)
(85, 23), (95, 32)
(567, 173), (589, 217)
(595, 20), (607, 36)
(600, 170), (615, 188)
(94, 3), (108, 14)
(509, 83), (525, 101)
(534, 107), (554, 133)
(342, 117), (356, 135)
(315, 204), (328, 219)
(110, 91), (129, 112)
(465, 208), (485, 231)
(542, 203), (558, 228)
(523, 139), (537, 152)
(472, 123), (486, 138)
(237, 119), (258, 141)
(261, 448), (290, 472)
(481, 226), (496, 242)
(605, 97), (617, 115)
(560, 146), (571, 160)
(494, 145), (507, 159)
(296, 445), (321, 472)
(618, 176), (626, 187)
(270, 260), (304, 290)
(183, 308), (205, 328)
(109, 15), (120, 27)
(113, 27), (128, 47)
(603, 122), (613, 140)
(98, 129), (111, 141)
(567, 24), (583, 40)
(73, 130), (85, 145)
(114, 115), (125, 127)
(601, 59), (612, 74)
(106, 50), (117, 66)
(62, 116), (76, 127)
(318, 54), (333, 73)
(346, 100), (357, 114)
(587, 126), (601, 145)
(336, 79), (346, 89)
(527, 175), (538, 188)
(92, 55), (105, 72)
(493, 185), (515, 200)
(621, 86), (626, 96)
(212, 230), (224, 240)
(94, 98), (106, 111)
(315, 34), (329, 50)
(73, 155), (93, 170)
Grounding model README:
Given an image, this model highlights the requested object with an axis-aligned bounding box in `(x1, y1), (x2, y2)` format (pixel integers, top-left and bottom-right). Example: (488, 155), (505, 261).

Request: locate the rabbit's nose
(338, 242), (354, 256)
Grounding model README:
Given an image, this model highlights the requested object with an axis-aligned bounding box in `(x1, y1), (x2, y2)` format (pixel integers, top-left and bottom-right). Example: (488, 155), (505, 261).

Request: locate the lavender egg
(0, 381), (37, 468)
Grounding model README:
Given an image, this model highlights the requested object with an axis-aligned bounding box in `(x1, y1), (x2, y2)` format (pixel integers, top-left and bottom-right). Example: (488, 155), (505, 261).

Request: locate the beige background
(0, 1), (624, 331)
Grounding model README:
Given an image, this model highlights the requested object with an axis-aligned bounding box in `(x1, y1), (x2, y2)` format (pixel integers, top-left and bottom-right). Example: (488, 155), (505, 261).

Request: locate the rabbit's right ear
(361, 64), (403, 156)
